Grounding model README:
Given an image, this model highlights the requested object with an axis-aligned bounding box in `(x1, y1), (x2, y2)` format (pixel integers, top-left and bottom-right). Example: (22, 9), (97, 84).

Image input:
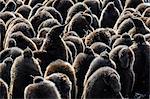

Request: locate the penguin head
(84, 46), (94, 55)
(106, 2), (115, 10)
(23, 47), (33, 58)
(8, 38), (16, 47)
(3, 57), (13, 65)
(133, 34), (145, 44)
(46, 24), (66, 39)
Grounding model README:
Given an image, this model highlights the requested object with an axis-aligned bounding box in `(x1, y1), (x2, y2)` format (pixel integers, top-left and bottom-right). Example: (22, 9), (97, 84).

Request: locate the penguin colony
(0, 0), (150, 99)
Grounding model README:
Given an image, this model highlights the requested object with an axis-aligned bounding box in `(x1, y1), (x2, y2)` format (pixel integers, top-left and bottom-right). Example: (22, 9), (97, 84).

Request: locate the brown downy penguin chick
(30, 10), (54, 35)
(0, 47), (23, 63)
(0, 11), (16, 23)
(82, 67), (123, 99)
(0, 57), (13, 85)
(5, 32), (38, 51)
(72, 46), (97, 98)
(112, 33), (133, 48)
(5, 21), (36, 39)
(15, 5), (32, 19)
(81, 9), (99, 29)
(110, 45), (135, 98)
(84, 51), (116, 86)
(90, 42), (111, 55)
(0, 78), (8, 99)
(24, 76), (61, 99)
(102, 0), (123, 13)
(9, 47), (43, 99)
(67, 12), (94, 38)
(65, 2), (89, 24)
(113, 13), (134, 30)
(41, 6), (63, 24)
(5, 17), (32, 31)
(129, 17), (150, 37)
(117, 18), (134, 35)
(44, 59), (77, 99)
(52, 0), (74, 22)
(83, 0), (102, 18)
(130, 34), (150, 98)
(45, 73), (72, 99)
(35, 25), (68, 73)
(38, 18), (61, 33)
(100, 2), (120, 28)
(85, 28), (111, 46)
